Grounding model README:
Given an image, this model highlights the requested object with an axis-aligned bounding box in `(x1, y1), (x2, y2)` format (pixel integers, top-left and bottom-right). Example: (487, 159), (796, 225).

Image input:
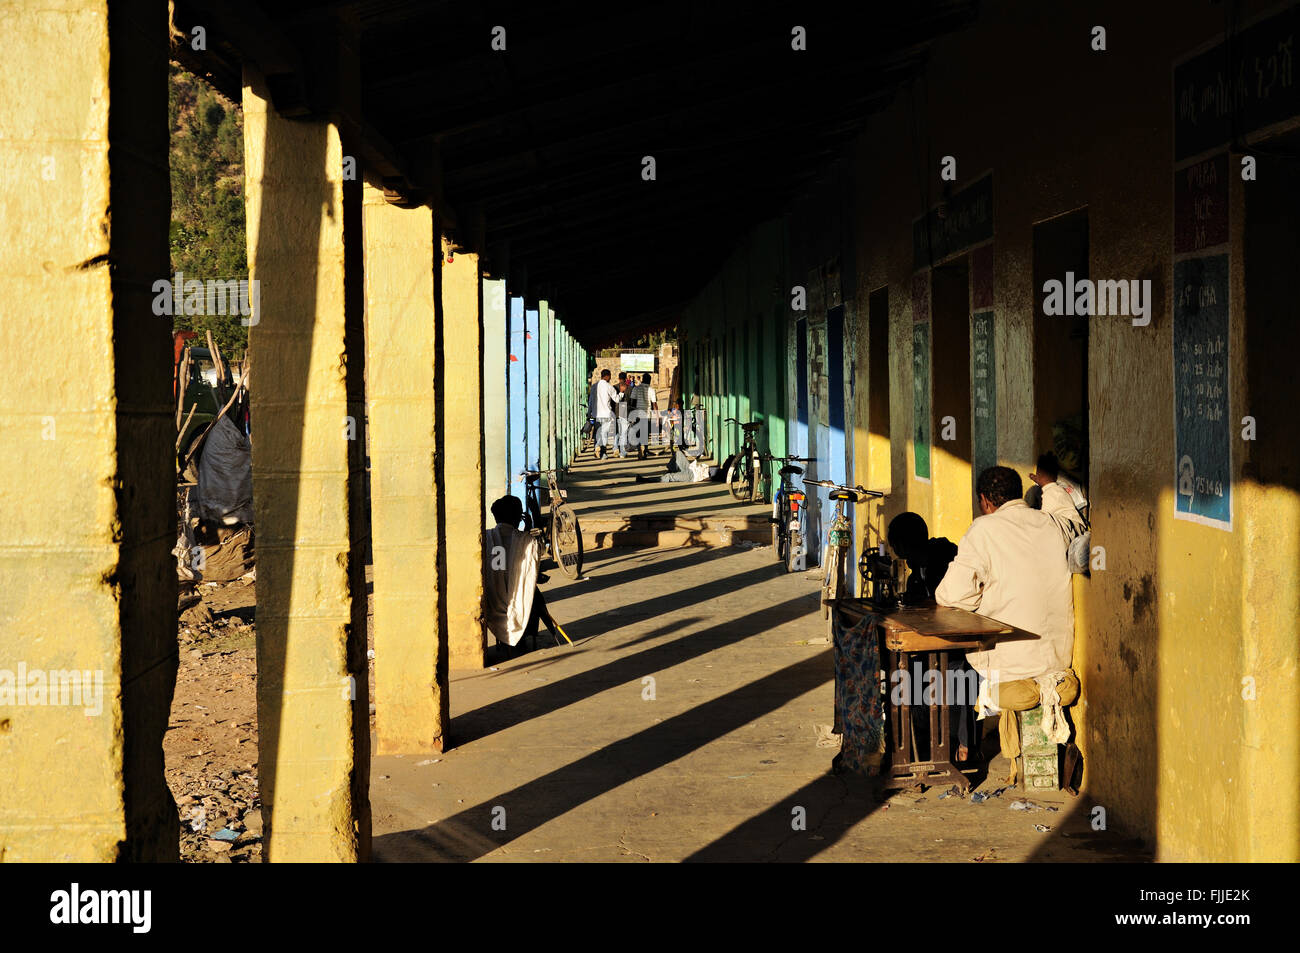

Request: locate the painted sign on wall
(971, 310), (997, 478)
(1174, 153), (1229, 254)
(913, 173), (994, 270)
(913, 322), (931, 482)
(1173, 254), (1232, 528)
(1174, 4), (1300, 162)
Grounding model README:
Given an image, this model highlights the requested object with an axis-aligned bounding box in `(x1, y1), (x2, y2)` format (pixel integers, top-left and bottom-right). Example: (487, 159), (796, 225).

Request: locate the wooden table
(832, 600), (1037, 791)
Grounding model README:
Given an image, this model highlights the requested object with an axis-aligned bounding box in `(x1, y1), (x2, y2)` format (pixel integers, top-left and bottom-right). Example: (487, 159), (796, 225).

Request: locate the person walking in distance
(587, 368), (620, 460)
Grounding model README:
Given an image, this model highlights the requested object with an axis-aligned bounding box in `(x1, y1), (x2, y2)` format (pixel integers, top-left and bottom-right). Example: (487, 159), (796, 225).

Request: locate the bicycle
(765, 453), (816, 572)
(521, 468), (585, 579)
(723, 417), (763, 502)
(579, 403), (597, 455)
(681, 403), (707, 457)
(802, 479), (883, 619)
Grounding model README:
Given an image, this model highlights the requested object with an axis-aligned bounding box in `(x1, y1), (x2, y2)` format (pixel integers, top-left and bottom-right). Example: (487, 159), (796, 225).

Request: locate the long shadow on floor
(543, 545), (738, 605)
(685, 772), (881, 862)
(449, 587), (817, 746)
(559, 558), (791, 637)
(376, 648), (833, 861)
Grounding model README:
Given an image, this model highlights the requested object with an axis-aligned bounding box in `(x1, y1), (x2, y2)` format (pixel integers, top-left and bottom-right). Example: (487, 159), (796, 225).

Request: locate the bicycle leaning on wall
(724, 417), (764, 502)
(522, 468), (585, 579)
(802, 479), (883, 623)
(765, 453), (816, 572)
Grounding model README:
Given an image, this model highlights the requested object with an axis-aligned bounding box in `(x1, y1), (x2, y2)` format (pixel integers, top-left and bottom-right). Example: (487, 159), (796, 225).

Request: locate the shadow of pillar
(243, 64), (371, 862)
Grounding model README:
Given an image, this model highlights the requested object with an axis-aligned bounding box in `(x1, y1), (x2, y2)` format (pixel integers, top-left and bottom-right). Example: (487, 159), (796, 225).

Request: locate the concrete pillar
(539, 302), (552, 473)
(509, 297), (527, 508)
(0, 0), (175, 862)
(526, 307), (541, 471)
(244, 66), (370, 861)
(558, 322), (569, 464)
(442, 239), (486, 669)
(362, 185), (450, 753)
(482, 279), (508, 505)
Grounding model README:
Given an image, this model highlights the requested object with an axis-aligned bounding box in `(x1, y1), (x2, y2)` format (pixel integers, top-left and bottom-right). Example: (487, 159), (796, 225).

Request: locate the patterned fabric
(832, 606), (886, 775)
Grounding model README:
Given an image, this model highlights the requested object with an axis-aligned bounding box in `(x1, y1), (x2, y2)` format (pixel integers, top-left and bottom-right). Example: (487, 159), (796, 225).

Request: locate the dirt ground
(165, 566), (378, 863)
(165, 575), (262, 863)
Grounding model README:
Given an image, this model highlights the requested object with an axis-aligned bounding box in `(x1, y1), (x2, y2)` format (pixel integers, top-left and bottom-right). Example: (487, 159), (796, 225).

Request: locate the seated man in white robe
(483, 495), (559, 654)
(935, 466), (1079, 784)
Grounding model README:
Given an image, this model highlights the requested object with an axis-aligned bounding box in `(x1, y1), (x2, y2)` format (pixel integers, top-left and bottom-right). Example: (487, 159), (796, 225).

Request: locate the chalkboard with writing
(1173, 254), (1232, 527)
(971, 310), (997, 478)
(913, 322), (931, 482)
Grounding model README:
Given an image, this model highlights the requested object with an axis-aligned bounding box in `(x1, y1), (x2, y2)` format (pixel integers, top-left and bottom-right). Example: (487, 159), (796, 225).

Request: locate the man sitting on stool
(935, 466), (1079, 785)
(484, 495), (562, 656)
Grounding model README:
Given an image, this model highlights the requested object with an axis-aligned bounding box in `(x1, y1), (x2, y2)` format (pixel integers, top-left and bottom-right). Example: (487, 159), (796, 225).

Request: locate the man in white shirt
(587, 369), (621, 460)
(935, 466), (1079, 778)
(483, 495), (560, 655)
(1027, 453), (1088, 531)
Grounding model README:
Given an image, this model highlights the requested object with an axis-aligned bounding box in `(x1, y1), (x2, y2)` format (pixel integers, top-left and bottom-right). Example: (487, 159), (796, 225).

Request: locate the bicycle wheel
(746, 452), (760, 501)
(822, 542), (845, 619)
(729, 449), (751, 501)
(786, 529), (803, 573)
(551, 504), (584, 578)
(773, 497), (788, 563)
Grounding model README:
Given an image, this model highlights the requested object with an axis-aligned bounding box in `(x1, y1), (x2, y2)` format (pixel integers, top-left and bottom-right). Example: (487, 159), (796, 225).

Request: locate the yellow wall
(849, 0), (1298, 860)
(362, 188), (450, 753)
(441, 241), (487, 669)
(0, 0), (177, 862)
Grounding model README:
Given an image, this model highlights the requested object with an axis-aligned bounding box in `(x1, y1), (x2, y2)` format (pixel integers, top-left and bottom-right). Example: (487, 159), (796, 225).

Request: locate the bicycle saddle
(741, 422), (762, 432)
(780, 464), (804, 476)
(830, 489), (858, 502)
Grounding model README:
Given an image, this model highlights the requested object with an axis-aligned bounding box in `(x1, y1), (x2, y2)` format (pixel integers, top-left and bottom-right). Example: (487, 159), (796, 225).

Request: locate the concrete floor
(370, 519), (1150, 862)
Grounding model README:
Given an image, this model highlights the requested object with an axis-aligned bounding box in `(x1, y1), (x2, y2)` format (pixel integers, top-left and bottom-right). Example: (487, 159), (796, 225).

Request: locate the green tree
(169, 66), (248, 359)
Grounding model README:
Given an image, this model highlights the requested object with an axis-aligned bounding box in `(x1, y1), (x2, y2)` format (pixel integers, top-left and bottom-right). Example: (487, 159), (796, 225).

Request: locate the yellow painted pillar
(0, 0), (176, 862)
(441, 239), (487, 670)
(243, 66), (370, 862)
(363, 187), (450, 752)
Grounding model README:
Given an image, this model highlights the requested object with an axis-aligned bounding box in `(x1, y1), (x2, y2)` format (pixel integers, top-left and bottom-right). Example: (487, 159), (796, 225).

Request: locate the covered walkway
(371, 539), (1144, 862)
(2, 0), (1297, 866)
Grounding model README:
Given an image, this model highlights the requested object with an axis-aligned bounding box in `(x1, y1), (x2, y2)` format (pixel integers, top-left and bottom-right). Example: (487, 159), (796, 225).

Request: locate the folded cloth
(1034, 670), (1073, 744)
(832, 607), (886, 775)
(975, 675), (1000, 720)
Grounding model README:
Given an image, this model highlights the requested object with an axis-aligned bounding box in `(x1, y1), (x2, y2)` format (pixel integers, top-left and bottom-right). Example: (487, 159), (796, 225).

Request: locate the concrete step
(576, 513), (773, 549)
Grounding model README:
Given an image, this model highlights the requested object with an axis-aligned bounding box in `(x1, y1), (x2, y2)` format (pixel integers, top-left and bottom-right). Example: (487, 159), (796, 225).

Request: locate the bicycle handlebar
(801, 479), (884, 499)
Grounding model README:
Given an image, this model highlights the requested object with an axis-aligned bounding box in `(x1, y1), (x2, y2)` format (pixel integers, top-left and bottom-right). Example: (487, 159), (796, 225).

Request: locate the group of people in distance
(885, 452), (1090, 785)
(587, 368), (691, 461)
